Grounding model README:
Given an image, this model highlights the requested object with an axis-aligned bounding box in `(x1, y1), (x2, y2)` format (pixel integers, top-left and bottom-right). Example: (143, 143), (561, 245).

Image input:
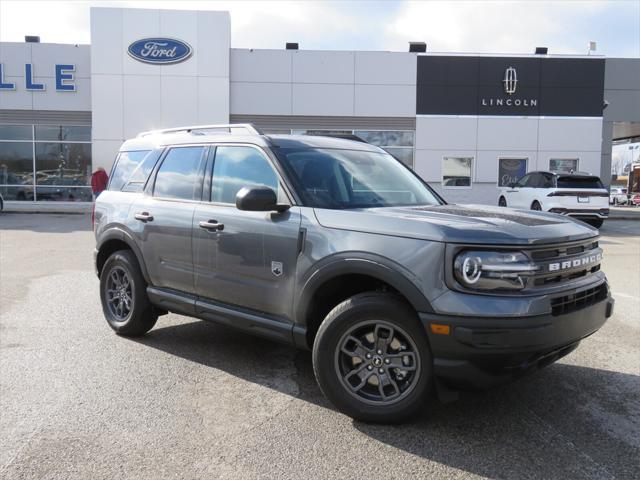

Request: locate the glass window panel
(498, 158), (527, 187)
(0, 142), (34, 185)
(35, 143), (91, 186)
(36, 186), (92, 202)
(549, 159), (579, 173)
(382, 147), (413, 168)
(611, 141), (640, 176)
(443, 157), (473, 187)
(0, 125), (32, 141)
(0, 185), (34, 201)
(275, 148), (440, 209)
(153, 146), (204, 200)
(211, 146), (279, 204)
(354, 131), (414, 147)
(515, 174), (531, 187)
(108, 150), (154, 191)
(556, 176), (604, 189)
(35, 125), (91, 142)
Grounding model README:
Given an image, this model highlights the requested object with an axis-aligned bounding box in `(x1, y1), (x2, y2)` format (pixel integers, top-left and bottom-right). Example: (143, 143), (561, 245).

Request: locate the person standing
(91, 167), (109, 200)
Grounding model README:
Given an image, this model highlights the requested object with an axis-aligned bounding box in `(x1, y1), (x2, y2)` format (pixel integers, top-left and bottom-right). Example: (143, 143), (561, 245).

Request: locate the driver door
(193, 145), (301, 320)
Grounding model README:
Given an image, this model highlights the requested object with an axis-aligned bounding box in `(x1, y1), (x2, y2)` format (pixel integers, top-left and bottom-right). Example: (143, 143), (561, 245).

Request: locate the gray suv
(94, 124), (614, 423)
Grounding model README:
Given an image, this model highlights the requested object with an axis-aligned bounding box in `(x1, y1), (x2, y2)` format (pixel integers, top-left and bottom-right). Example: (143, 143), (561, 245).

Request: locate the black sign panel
(416, 56), (605, 117)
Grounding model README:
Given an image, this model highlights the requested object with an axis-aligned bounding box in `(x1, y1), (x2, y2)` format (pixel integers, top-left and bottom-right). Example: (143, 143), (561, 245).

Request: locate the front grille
(551, 284), (607, 316)
(527, 239), (602, 289)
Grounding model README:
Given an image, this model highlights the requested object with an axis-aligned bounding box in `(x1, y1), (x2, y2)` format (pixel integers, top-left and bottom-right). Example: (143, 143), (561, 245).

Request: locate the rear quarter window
(109, 150), (158, 191)
(557, 176), (604, 189)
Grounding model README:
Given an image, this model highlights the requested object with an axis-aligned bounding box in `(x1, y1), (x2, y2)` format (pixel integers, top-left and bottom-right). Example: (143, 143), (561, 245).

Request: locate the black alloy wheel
(105, 266), (134, 321)
(100, 250), (158, 336)
(335, 320), (421, 405)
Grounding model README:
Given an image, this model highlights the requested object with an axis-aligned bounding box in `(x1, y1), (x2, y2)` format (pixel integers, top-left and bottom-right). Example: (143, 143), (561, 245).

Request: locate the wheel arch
(96, 228), (150, 283)
(295, 255), (433, 349)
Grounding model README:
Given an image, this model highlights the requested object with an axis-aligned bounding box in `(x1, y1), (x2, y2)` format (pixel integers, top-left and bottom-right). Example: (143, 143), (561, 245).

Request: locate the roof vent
(409, 42), (427, 53)
(535, 47), (548, 55)
(25, 36), (40, 43)
(286, 42), (299, 50)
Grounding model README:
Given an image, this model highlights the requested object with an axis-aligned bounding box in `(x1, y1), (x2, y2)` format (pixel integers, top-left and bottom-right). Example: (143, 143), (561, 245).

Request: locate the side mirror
(236, 187), (290, 212)
(508, 182), (517, 188)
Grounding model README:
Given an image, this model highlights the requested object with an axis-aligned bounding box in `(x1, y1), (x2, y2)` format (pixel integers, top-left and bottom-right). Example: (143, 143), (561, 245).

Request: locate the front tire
(531, 200), (542, 211)
(498, 196), (507, 207)
(312, 293), (432, 423)
(100, 249), (157, 336)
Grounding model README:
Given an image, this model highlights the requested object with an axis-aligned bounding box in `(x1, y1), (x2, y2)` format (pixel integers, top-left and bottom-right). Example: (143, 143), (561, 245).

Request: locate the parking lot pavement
(1, 214), (639, 480)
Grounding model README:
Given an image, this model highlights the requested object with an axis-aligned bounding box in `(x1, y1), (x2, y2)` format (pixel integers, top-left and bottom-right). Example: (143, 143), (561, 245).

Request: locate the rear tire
(498, 196), (507, 207)
(531, 200), (542, 211)
(312, 292), (432, 424)
(100, 249), (157, 336)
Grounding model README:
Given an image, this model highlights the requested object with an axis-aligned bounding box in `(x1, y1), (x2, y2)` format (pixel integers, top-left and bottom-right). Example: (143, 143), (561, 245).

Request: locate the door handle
(134, 212), (154, 222)
(199, 220), (224, 231)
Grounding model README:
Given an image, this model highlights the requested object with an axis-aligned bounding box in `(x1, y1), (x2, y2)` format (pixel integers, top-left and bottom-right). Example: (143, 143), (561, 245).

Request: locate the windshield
(557, 176), (604, 189)
(275, 147), (442, 209)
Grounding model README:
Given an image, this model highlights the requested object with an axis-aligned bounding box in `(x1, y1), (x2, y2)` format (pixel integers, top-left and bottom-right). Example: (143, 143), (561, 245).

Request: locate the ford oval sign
(127, 38), (192, 65)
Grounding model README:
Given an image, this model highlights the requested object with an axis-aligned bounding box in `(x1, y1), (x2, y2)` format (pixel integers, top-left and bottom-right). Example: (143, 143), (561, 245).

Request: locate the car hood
(313, 204), (597, 245)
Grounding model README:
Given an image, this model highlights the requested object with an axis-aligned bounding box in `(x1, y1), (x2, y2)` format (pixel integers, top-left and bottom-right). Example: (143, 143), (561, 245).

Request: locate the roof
(528, 170), (599, 178)
(119, 125), (384, 153)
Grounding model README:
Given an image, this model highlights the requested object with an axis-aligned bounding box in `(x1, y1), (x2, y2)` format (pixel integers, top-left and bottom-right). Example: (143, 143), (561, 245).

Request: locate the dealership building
(0, 7), (639, 205)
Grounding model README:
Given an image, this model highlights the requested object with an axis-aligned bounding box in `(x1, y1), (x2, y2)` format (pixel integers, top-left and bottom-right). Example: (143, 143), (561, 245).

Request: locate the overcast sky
(1, 0), (639, 57)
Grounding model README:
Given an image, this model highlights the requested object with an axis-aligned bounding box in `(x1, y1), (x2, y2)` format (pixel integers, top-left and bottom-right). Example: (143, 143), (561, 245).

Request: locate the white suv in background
(498, 171), (609, 228)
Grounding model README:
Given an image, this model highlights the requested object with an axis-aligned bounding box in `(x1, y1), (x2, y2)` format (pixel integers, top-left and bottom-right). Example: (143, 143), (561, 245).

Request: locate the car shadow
(134, 320), (640, 479)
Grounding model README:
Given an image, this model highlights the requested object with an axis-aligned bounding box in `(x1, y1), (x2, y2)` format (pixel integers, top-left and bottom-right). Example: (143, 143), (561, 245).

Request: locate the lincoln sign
(416, 56), (605, 117)
(481, 66), (538, 108)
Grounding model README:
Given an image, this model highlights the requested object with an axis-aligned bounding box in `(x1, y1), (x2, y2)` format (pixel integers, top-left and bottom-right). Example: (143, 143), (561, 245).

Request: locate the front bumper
(419, 283), (614, 389)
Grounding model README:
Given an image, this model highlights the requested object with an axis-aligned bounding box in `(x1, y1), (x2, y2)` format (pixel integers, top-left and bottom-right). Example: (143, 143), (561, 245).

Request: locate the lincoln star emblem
(503, 66), (518, 95)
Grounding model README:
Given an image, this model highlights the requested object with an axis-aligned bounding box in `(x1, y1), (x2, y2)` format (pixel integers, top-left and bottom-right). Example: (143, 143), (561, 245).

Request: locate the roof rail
(137, 123), (262, 137)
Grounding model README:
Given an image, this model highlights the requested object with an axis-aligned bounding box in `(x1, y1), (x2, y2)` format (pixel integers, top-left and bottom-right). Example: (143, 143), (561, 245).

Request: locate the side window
(515, 174), (530, 187)
(529, 174), (542, 188)
(109, 150), (152, 191)
(540, 174), (554, 188)
(153, 146), (205, 200)
(211, 146), (279, 204)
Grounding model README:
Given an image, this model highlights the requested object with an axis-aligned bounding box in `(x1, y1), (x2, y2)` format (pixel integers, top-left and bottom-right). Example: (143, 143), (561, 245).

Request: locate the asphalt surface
(1, 214), (638, 479)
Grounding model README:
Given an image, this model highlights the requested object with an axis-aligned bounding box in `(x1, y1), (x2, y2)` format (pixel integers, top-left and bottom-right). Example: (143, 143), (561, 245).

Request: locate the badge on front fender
(271, 261), (283, 277)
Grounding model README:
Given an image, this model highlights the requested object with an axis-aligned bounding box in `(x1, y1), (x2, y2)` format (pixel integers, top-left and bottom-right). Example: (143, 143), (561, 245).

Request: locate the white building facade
(0, 7), (638, 205)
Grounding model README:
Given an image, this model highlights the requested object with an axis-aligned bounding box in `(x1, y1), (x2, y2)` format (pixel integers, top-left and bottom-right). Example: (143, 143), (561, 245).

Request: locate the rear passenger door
(132, 145), (207, 294)
(193, 145), (301, 320)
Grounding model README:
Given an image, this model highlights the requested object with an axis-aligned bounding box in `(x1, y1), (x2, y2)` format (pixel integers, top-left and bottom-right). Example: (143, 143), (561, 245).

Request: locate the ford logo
(127, 38), (192, 65)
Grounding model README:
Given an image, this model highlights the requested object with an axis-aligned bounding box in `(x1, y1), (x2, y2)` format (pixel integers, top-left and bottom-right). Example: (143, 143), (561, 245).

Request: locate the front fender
(294, 252), (434, 327)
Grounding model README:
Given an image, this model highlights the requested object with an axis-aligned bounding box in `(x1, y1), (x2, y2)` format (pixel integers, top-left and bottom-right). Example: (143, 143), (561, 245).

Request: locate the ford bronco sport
(94, 124), (614, 423)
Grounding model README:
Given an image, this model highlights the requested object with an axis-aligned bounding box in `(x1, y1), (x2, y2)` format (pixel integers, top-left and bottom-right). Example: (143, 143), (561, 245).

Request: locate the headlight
(453, 251), (538, 291)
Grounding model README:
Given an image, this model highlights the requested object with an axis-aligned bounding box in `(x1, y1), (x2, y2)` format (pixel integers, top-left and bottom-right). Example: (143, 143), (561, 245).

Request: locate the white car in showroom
(498, 171), (609, 228)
